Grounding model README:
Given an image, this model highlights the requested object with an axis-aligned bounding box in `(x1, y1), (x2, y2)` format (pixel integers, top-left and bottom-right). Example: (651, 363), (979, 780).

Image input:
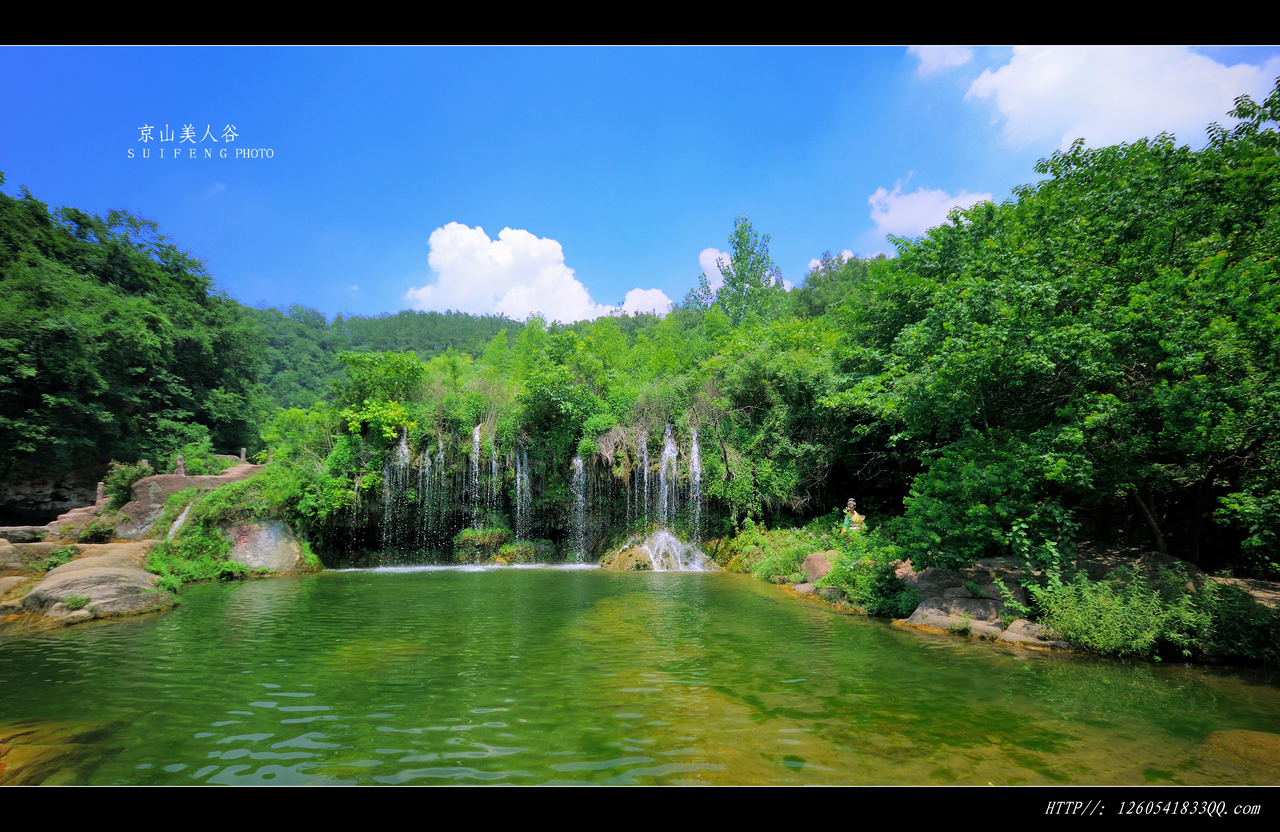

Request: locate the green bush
(453, 526), (513, 561)
(167, 437), (239, 476)
(498, 541), (537, 564)
(77, 517), (116, 543)
(727, 516), (835, 578)
(61, 595), (90, 611)
(104, 460), (154, 510)
(43, 545), (78, 572)
(1030, 569), (1211, 658)
(818, 528), (919, 618)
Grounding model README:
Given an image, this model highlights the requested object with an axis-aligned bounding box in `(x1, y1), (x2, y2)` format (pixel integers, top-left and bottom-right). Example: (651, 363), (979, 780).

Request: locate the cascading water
(381, 428), (414, 553)
(488, 446), (501, 517)
(636, 428), (650, 529)
(515, 445), (532, 541)
(658, 423), (678, 528)
(417, 445), (433, 548)
(569, 456), (585, 562)
(689, 426), (702, 545)
(471, 425), (482, 528)
(601, 423), (714, 571)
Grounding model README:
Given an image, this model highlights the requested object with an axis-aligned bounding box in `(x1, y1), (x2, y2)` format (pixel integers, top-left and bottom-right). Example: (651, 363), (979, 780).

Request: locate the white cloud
(406, 223), (669, 324)
(807, 249), (857, 272)
(909, 46), (974, 76)
(967, 46), (1280, 150)
(868, 181), (994, 238)
(698, 247), (728, 292)
(620, 287), (673, 316)
(781, 279), (795, 292)
(348, 285), (360, 291)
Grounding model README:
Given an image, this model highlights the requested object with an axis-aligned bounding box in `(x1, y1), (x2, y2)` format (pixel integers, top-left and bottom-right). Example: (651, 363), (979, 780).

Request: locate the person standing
(841, 498), (865, 534)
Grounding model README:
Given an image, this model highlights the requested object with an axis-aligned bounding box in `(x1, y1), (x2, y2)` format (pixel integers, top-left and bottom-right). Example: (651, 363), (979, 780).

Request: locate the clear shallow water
(1, 568), (1278, 785)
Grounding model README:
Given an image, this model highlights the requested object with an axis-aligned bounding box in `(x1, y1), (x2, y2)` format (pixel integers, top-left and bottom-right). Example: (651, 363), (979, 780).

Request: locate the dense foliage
(5, 82), (1279, 587)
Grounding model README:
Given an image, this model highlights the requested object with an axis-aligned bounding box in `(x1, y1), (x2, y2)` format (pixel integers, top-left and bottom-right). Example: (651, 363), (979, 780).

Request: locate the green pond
(1, 566), (1278, 785)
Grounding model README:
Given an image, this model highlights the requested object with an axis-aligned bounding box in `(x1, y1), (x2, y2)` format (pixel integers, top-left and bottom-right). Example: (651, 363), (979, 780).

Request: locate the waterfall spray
(690, 426), (702, 544)
(570, 456), (585, 562)
(471, 425), (482, 528)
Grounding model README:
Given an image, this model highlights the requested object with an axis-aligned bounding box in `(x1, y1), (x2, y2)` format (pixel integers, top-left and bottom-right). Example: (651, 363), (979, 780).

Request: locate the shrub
(62, 595), (90, 611)
(453, 526), (512, 561)
(498, 541), (537, 564)
(1030, 569), (1211, 658)
(78, 517), (116, 543)
(728, 516), (835, 578)
(43, 546), (78, 572)
(105, 460), (154, 510)
(818, 528), (919, 618)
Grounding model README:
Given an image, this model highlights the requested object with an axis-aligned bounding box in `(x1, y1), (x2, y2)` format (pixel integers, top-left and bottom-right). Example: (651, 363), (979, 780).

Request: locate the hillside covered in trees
(2, 82), (1278, 581)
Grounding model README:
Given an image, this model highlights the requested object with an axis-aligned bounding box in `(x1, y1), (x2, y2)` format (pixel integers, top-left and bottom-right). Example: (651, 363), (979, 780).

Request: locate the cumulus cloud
(909, 46), (974, 76)
(619, 288), (674, 316)
(348, 285), (360, 292)
(868, 182), (993, 238)
(698, 247), (728, 292)
(967, 46), (1280, 150)
(405, 223), (670, 324)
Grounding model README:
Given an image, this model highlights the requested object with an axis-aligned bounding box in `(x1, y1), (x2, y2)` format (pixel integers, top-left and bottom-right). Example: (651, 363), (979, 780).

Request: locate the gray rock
(917, 595), (1002, 621)
(802, 550), (836, 583)
(226, 522), (302, 573)
(792, 583), (816, 595)
(997, 618), (1072, 650)
(900, 605), (1002, 639)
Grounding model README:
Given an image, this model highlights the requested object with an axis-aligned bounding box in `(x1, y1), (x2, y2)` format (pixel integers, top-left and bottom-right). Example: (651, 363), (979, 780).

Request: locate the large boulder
(21, 542), (169, 622)
(226, 522), (303, 573)
(801, 550), (836, 583)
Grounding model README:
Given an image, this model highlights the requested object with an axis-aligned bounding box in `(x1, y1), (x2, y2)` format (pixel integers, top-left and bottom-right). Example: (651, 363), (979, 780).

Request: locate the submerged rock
(600, 530), (715, 572)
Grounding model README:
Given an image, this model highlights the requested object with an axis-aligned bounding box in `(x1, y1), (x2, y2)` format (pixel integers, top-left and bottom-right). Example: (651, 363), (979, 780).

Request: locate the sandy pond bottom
(0, 566), (1278, 785)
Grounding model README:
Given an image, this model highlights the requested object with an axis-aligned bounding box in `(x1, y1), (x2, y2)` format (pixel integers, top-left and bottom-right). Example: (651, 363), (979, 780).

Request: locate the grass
(42, 546), (78, 572)
(61, 595), (90, 611)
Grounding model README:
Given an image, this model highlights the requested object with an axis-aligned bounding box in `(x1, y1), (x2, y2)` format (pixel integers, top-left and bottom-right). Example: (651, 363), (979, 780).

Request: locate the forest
(2, 82), (1278, 586)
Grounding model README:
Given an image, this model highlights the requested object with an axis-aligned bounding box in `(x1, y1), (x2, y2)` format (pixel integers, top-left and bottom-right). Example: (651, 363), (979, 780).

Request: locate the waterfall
(570, 456), (585, 562)
(381, 428), (414, 553)
(515, 444), (532, 541)
(471, 425), (482, 528)
(488, 445), (500, 516)
(658, 423), (678, 528)
(689, 426), (702, 544)
(350, 475), (362, 556)
(637, 427), (649, 529)
(418, 444), (433, 548)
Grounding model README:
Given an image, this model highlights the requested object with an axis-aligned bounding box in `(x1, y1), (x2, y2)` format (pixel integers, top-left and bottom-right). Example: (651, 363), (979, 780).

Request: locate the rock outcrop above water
(226, 521), (304, 573)
(115, 464), (262, 540)
(4, 541), (170, 625)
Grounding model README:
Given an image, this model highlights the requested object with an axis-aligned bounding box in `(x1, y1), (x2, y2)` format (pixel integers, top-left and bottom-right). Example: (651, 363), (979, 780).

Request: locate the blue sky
(3, 46), (1278, 323)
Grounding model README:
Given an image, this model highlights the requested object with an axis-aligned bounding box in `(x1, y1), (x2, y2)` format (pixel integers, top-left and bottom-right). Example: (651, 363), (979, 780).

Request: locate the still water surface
(1, 567), (1277, 785)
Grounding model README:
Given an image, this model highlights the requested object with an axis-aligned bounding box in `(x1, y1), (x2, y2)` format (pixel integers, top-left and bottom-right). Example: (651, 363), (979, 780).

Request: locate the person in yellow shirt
(840, 498), (865, 534)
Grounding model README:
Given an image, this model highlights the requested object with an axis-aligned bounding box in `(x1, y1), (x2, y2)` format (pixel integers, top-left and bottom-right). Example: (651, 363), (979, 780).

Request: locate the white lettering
(220, 148), (227, 158)
(189, 148), (196, 159)
(143, 148), (150, 159)
(128, 148), (135, 158)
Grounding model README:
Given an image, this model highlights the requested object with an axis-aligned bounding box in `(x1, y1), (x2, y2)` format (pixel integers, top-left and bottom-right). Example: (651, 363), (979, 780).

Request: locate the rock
(975, 557), (1021, 570)
(916, 595), (1002, 621)
(226, 522), (302, 573)
(792, 583), (816, 595)
(0, 576), (30, 597)
(600, 546), (655, 571)
(817, 586), (845, 603)
(0, 527), (48, 544)
(769, 574), (789, 584)
(897, 605), (1002, 639)
(0, 538), (19, 569)
(21, 542), (169, 621)
(114, 464), (263, 540)
(1201, 730), (1280, 780)
(997, 619), (1071, 650)
(801, 550), (836, 583)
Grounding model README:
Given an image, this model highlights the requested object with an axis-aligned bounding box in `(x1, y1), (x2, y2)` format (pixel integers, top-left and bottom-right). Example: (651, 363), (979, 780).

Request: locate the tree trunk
(1133, 488), (1168, 555)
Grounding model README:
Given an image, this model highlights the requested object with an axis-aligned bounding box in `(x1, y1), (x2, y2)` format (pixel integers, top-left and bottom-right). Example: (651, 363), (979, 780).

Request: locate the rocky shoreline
(775, 547), (1279, 656)
(0, 463), (309, 629)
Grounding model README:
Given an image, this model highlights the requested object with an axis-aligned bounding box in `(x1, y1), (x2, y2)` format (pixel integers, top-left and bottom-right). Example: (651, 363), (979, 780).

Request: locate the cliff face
(0, 465), (102, 526)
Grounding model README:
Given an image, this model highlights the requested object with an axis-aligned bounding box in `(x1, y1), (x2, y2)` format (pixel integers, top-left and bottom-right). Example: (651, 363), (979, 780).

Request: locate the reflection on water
(0, 569), (1277, 785)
